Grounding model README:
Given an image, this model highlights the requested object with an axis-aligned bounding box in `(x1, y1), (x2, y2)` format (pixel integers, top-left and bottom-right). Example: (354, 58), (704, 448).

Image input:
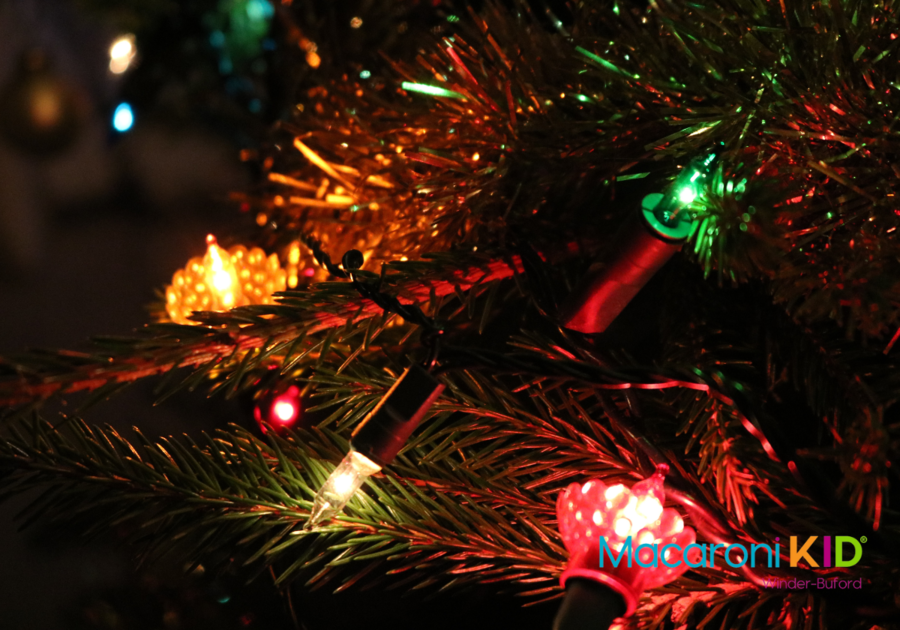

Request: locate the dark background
(0, 2), (249, 626)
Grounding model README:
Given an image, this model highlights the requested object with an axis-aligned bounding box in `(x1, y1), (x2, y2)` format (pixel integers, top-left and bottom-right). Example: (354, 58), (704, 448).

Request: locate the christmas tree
(1, 1), (899, 628)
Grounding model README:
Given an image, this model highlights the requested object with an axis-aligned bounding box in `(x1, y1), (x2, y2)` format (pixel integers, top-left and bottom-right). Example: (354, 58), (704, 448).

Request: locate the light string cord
(433, 345), (896, 556)
(310, 242), (786, 498)
(298, 232), (350, 279)
(304, 244), (883, 576)
(338, 248), (444, 372)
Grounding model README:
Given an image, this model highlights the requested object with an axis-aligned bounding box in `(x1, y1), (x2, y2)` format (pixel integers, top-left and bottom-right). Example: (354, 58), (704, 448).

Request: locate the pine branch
(0, 417), (567, 597)
(0, 354), (893, 620)
(0, 254), (528, 408)
(309, 356), (851, 558)
(4, 1), (900, 626)
(760, 310), (900, 530)
(662, 271), (899, 532)
(255, 0), (900, 338)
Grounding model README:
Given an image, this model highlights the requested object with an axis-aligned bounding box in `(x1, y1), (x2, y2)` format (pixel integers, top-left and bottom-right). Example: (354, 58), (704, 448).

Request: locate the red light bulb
(254, 385), (302, 433)
(556, 464), (697, 616)
(272, 399), (298, 423)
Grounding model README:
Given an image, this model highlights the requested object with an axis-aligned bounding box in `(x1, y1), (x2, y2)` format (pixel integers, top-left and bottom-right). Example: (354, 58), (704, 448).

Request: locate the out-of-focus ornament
(165, 235), (287, 324)
(554, 464), (697, 629)
(112, 102), (134, 132)
(285, 240), (319, 287)
(559, 153), (720, 334)
(305, 365), (445, 529)
(207, 0), (274, 76)
(254, 384), (302, 433)
(109, 34), (137, 74)
(0, 50), (85, 155)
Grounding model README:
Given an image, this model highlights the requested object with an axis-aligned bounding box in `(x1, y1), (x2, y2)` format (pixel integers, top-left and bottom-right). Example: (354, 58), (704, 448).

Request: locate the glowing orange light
(164, 236), (287, 324)
(204, 236), (238, 309)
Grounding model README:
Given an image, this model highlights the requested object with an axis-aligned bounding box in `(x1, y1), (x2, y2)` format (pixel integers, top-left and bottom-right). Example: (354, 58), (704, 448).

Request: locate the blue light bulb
(112, 103), (134, 132)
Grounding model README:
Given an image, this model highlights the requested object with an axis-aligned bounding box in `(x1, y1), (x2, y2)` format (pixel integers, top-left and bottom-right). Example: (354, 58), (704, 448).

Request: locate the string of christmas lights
(2, 2), (900, 628)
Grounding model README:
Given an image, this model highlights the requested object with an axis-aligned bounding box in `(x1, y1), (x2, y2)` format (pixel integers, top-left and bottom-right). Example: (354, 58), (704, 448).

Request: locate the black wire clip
(340, 249), (444, 373)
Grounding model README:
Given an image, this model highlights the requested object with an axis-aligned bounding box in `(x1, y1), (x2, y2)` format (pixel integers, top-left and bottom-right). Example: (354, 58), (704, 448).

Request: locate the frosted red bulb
(556, 464), (696, 616)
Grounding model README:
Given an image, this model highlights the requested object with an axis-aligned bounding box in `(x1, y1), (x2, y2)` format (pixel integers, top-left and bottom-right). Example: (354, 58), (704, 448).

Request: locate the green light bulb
(678, 186), (697, 205)
(646, 150), (720, 232)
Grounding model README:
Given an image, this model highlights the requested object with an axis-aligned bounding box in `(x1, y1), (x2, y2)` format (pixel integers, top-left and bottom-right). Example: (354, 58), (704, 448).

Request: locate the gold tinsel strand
(165, 235), (287, 325)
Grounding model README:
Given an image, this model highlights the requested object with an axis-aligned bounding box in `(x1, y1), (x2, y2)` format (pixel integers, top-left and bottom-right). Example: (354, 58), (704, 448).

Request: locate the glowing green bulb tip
(400, 82), (465, 99)
(677, 187), (697, 205)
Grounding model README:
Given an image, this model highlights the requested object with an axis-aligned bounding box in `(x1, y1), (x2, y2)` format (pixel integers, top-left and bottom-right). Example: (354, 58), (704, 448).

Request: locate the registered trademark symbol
(861, 536), (868, 543)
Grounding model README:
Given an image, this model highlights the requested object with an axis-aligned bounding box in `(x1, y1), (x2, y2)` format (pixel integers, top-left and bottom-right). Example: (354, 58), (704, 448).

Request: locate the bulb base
(350, 364), (445, 467)
(559, 196), (689, 334)
(553, 577), (628, 630)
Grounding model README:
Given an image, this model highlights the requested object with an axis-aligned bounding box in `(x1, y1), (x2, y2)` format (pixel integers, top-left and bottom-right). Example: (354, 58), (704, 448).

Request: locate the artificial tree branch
(0, 254), (527, 407)
(0, 417), (566, 597)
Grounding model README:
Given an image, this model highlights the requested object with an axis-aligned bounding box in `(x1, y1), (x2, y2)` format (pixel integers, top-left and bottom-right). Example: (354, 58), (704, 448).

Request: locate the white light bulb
(305, 450), (381, 529)
(331, 470), (356, 495)
(109, 35), (136, 74)
(110, 38), (133, 60)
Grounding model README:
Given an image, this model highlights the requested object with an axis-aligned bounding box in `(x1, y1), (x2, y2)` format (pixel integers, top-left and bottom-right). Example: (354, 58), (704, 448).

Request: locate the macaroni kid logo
(599, 535), (866, 570)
